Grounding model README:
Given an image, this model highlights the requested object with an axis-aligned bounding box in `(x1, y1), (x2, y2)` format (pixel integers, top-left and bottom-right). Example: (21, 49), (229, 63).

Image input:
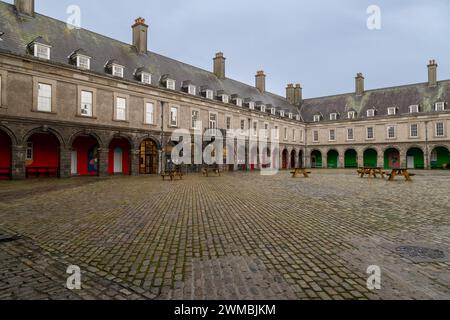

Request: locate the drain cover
(393, 245), (448, 263)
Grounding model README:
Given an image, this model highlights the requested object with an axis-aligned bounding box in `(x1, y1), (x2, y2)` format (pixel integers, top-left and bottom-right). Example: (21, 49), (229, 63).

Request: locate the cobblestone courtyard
(0, 170), (449, 300)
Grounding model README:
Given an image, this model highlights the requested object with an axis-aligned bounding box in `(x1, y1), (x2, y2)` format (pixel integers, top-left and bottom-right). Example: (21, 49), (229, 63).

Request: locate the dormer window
(188, 85), (196, 95)
(271, 108), (276, 115)
(289, 113), (293, 119)
(76, 55), (90, 70)
(280, 111), (285, 117)
(34, 43), (51, 60)
(435, 102), (445, 112)
(348, 111), (356, 119)
(409, 105), (419, 113)
(141, 72), (152, 85)
(296, 115), (301, 121)
(388, 107), (397, 116)
(313, 115), (321, 122)
(167, 79), (176, 90)
(206, 90), (214, 100)
(249, 102), (255, 110)
(222, 95), (229, 104)
(112, 64), (124, 78)
(261, 105), (266, 113)
(235, 98), (243, 107)
(367, 109), (375, 117)
(330, 113), (338, 121)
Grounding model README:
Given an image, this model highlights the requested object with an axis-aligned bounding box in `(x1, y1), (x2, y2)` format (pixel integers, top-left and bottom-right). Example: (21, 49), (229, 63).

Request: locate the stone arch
(68, 130), (104, 149)
(0, 124), (18, 146)
(107, 133), (135, 151)
(310, 149), (322, 168)
(430, 145), (450, 169)
(406, 146), (425, 169)
(384, 146), (401, 169)
(136, 135), (162, 151)
(22, 126), (65, 148)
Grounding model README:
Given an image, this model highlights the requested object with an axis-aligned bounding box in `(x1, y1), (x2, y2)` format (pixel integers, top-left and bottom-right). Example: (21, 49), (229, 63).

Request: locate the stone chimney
(15, 0), (35, 16)
(132, 17), (148, 54)
(213, 52), (226, 79)
(286, 84), (295, 104)
(294, 84), (302, 106)
(255, 70), (266, 93)
(428, 60), (438, 87)
(355, 73), (365, 96)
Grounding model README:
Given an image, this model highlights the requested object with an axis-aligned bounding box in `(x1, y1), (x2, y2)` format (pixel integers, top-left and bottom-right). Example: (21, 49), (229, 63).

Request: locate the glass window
(142, 72), (151, 85)
(112, 65), (124, 78)
(145, 102), (154, 124)
(387, 126), (396, 139)
(409, 105), (419, 113)
(80, 91), (93, 117)
(388, 107), (397, 116)
(313, 130), (319, 142)
(436, 122), (444, 137)
(116, 97), (127, 121)
(167, 80), (176, 90)
(410, 124), (418, 137)
(347, 128), (354, 140)
(329, 129), (336, 141)
(37, 83), (52, 112)
(77, 55), (90, 70)
(170, 107), (178, 127)
(226, 117), (232, 130)
(367, 127), (374, 139)
(191, 110), (200, 129)
(435, 102), (445, 112)
(367, 109), (375, 117)
(26, 142), (33, 160)
(209, 113), (217, 129)
(35, 44), (50, 60)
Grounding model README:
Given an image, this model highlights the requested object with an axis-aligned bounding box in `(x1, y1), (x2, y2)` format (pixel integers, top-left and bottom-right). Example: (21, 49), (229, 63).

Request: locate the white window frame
(205, 90), (214, 100)
(367, 109), (375, 118)
(252, 121), (258, 136)
(435, 122), (445, 137)
(240, 119), (246, 132)
(249, 102), (255, 110)
(387, 126), (396, 139)
(112, 64), (124, 78)
(264, 123), (269, 138)
(347, 128), (354, 141)
(145, 102), (155, 125)
(34, 44), (51, 60)
(367, 127), (374, 140)
(80, 90), (93, 117)
(274, 126), (279, 139)
(170, 106), (179, 127)
(435, 102), (445, 112)
(226, 116), (232, 130)
(348, 111), (356, 119)
(76, 55), (91, 70)
(221, 95), (229, 104)
(410, 123), (418, 138)
(235, 98), (243, 107)
(271, 108), (276, 115)
(191, 109), (200, 129)
(329, 129), (336, 141)
(284, 128), (288, 140)
(166, 79), (176, 90)
(261, 105), (266, 113)
(209, 112), (218, 130)
(37, 82), (52, 112)
(280, 111), (285, 118)
(330, 113), (337, 121)
(296, 115), (301, 121)
(188, 85), (196, 96)
(313, 115), (321, 122)
(388, 107), (397, 116)
(409, 105), (419, 114)
(26, 142), (33, 161)
(115, 97), (127, 121)
(141, 72), (152, 85)
(289, 113), (293, 119)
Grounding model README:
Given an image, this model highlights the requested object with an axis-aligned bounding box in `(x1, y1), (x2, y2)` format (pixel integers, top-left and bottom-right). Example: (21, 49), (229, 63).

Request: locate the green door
(344, 150), (357, 168)
(406, 148), (424, 169)
(327, 150), (338, 168)
(431, 147), (450, 169)
(363, 149), (377, 167)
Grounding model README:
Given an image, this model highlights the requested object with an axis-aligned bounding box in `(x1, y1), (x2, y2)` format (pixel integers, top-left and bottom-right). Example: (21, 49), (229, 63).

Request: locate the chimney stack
(355, 73), (365, 96)
(213, 52), (226, 79)
(132, 17), (148, 54)
(286, 84), (295, 104)
(15, 0), (34, 16)
(255, 70), (266, 93)
(428, 60), (438, 87)
(294, 84), (302, 106)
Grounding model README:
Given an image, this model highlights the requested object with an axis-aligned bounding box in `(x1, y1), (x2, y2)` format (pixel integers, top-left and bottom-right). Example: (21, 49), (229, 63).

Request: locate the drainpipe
(425, 120), (429, 169)
(160, 100), (166, 174)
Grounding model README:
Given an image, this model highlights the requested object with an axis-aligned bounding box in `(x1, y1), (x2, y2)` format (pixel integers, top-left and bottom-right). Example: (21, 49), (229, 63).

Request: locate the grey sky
(7, 0), (450, 98)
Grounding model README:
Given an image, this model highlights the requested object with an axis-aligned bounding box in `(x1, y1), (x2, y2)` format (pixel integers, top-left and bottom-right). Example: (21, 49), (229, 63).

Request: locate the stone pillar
(158, 150), (163, 174)
(60, 147), (72, 178)
(322, 153), (328, 169)
(305, 151), (311, 168)
(11, 145), (26, 180)
(377, 153), (384, 169)
(338, 153), (345, 169)
(131, 149), (140, 176)
(357, 152), (364, 168)
(98, 148), (109, 177)
(399, 149), (407, 168)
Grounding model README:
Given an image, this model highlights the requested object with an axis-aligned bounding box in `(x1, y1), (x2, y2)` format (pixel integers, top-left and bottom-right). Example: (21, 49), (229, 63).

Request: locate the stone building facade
(0, 0), (449, 180)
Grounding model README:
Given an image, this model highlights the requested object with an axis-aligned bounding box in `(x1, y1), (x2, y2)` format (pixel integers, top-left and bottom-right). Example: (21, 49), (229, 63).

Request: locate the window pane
(38, 83), (52, 112)
(146, 103), (154, 124)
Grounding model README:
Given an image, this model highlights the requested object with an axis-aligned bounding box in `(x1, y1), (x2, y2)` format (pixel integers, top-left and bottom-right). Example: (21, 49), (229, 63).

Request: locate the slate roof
(0, 1), (299, 117)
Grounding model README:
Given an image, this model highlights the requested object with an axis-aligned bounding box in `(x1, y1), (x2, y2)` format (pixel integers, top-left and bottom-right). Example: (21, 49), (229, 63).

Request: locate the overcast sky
(7, 0), (450, 98)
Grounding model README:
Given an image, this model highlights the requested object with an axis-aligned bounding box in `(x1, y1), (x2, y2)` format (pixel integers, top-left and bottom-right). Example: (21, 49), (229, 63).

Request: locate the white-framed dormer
(235, 98), (243, 107)
(249, 101), (255, 110)
(288, 113), (293, 120)
(187, 85), (196, 95)
(279, 110), (285, 118)
(206, 89), (214, 100)
(347, 111), (356, 119)
(387, 107), (397, 116)
(367, 108), (375, 118)
(260, 105), (266, 113)
(435, 102), (446, 112)
(313, 114), (321, 122)
(271, 108), (276, 116)
(191, 108), (201, 130)
(29, 37), (51, 60)
(409, 104), (419, 114)
(296, 114), (301, 121)
(330, 113), (338, 121)
(167, 79), (176, 90)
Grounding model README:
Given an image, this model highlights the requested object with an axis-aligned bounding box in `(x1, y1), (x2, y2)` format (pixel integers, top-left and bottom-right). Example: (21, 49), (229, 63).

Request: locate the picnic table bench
(26, 167), (59, 178)
(387, 168), (416, 182)
(357, 167), (386, 179)
(161, 166), (184, 181)
(202, 165), (223, 177)
(291, 168), (311, 178)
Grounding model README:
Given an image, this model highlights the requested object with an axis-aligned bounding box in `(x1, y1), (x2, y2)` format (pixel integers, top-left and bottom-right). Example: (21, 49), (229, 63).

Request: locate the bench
(161, 170), (183, 181)
(202, 166), (223, 177)
(291, 168), (311, 178)
(26, 167), (59, 178)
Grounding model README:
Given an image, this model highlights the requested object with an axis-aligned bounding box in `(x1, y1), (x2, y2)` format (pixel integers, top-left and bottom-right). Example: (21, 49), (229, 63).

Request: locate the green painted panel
(345, 150), (358, 168)
(407, 148), (424, 169)
(384, 149), (400, 169)
(431, 147), (450, 169)
(363, 149), (377, 167)
(327, 151), (338, 168)
(311, 151), (322, 168)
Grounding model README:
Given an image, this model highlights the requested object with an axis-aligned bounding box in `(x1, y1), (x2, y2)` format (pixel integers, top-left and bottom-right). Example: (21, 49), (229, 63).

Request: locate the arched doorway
(140, 139), (158, 174)
(327, 150), (339, 168)
(384, 148), (400, 169)
(311, 150), (322, 168)
(298, 150), (304, 168)
(364, 149), (377, 168)
(0, 129), (12, 180)
(290, 150), (296, 169)
(282, 149), (288, 170)
(431, 146), (450, 169)
(72, 135), (99, 176)
(345, 149), (358, 168)
(406, 148), (424, 169)
(109, 137), (131, 175)
(26, 132), (60, 178)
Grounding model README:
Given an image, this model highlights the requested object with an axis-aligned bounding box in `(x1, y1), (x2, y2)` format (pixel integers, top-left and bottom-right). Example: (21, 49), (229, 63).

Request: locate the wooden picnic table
(387, 168), (415, 182)
(161, 168), (183, 181)
(357, 167), (386, 179)
(202, 165), (222, 177)
(291, 168), (311, 178)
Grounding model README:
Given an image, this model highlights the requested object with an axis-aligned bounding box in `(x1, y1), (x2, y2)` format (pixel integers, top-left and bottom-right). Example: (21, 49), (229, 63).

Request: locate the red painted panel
(27, 133), (60, 168)
(108, 138), (130, 175)
(0, 130), (11, 180)
(73, 136), (99, 176)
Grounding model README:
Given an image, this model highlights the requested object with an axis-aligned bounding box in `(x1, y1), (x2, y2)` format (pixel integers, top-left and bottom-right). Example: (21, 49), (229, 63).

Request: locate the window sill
(76, 115), (97, 120)
(113, 119), (129, 123)
(32, 110), (57, 115)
